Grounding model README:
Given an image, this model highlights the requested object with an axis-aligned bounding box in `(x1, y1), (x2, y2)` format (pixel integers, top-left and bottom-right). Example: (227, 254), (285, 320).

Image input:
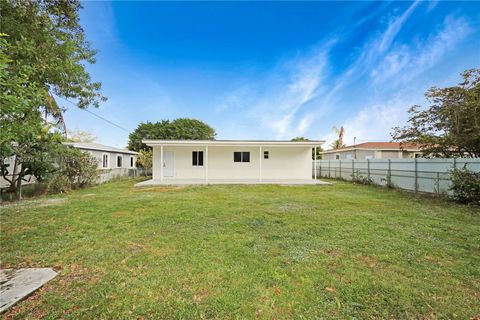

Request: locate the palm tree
(330, 126), (345, 149)
(42, 93), (67, 136)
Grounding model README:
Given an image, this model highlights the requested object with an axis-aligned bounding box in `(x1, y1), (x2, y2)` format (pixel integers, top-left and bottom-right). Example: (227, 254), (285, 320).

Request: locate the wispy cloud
(217, 2), (474, 144)
(371, 15), (473, 85)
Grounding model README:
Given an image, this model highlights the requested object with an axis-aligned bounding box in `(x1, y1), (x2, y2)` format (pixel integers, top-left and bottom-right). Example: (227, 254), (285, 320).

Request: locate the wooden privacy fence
(313, 158), (480, 195)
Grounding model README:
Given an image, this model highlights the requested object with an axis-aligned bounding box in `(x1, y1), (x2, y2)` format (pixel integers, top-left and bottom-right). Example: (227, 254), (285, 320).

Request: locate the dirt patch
(357, 255), (379, 268)
(321, 248), (345, 257)
(193, 288), (210, 304)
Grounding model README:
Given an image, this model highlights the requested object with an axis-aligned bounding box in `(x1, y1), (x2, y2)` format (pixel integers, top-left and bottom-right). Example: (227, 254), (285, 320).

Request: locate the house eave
(143, 140), (325, 147)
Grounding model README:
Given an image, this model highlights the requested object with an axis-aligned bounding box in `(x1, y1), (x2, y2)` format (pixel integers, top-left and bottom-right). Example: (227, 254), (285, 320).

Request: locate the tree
(1, 1), (105, 200)
(65, 129), (97, 143)
(46, 146), (98, 193)
(330, 126), (345, 150)
(291, 137), (323, 160)
(1, 0), (106, 110)
(136, 149), (153, 173)
(128, 118), (216, 152)
(392, 69), (480, 158)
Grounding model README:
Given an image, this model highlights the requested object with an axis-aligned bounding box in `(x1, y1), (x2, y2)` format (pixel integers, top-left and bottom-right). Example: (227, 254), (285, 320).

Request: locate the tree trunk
(9, 156), (18, 194)
(14, 165), (25, 201)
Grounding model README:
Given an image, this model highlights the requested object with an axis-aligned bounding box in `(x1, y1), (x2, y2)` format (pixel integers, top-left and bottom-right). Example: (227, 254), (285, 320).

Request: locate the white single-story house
(322, 142), (423, 160)
(1, 143), (139, 189)
(63, 142), (139, 183)
(135, 140), (326, 186)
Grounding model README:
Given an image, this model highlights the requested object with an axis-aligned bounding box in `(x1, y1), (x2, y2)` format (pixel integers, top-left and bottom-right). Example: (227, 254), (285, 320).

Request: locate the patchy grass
(1, 179), (479, 319)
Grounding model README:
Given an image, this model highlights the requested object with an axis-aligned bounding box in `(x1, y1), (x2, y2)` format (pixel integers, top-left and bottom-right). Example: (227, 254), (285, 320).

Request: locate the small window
(102, 154), (109, 168)
(263, 151), (269, 159)
(117, 155), (122, 167)
(130, 156), (134, 167)
(234, 152), (250, 163)
(192, 151), (204, 166)
(335, 154), (340, 160)
(234, 152), (242, 162)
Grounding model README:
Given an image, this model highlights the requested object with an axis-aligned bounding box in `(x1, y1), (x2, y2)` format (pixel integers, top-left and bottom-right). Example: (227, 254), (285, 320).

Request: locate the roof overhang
(143, 140), (325, 148)
(63, 142), (139, 155)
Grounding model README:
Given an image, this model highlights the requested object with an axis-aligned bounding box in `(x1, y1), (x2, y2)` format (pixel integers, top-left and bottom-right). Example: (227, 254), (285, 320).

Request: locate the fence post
(319, 160), (322, 177)
(387, 159), (391, 186)
(328, 160), (331, 178)
(352, 159), (355, 181)
(436, 171), (440, 196)
(367, 159), (370, 181)
(339, 160), (342, 179)
(414, 158), (418, 193)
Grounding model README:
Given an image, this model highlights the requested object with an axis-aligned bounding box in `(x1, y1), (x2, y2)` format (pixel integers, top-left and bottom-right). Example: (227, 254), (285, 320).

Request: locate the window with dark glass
(117, 155), (122, 167)
(264, 151), (269, 159)
(130, 156), (134, 167)
(192, 151), (204, 166)
(102, 154), (109, 168)
(234, 152), (250, 163)
(234, 152), (242, 162)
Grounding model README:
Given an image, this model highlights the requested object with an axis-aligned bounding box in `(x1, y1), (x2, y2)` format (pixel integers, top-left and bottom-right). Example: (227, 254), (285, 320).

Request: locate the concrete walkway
(0, 268), (57, 313)
(135, 178), (331, 187)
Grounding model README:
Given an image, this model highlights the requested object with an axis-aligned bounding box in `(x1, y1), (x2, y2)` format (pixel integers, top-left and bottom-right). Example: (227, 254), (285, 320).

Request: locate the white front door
(163, 151), (174, 177)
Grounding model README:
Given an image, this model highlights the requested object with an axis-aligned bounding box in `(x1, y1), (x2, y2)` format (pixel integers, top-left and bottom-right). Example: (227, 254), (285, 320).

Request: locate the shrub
(351, 170), (373, 185)
(450, 167), (480, 205)
(45, 146), (98, 193)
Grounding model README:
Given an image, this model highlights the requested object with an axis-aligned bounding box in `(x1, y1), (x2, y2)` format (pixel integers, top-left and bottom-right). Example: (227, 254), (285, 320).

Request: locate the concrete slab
(135, 178), (331, 187)
(0, 268), (57, 313)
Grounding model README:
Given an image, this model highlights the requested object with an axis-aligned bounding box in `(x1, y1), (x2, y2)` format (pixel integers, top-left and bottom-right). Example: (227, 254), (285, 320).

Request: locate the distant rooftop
(323, 142), (422, 153)
(63, 142), (139, 155)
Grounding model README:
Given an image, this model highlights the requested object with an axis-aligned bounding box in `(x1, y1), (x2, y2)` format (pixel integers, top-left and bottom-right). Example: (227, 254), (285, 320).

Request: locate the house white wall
(152, 146), (312, 180)
(84, 150), (137, 170)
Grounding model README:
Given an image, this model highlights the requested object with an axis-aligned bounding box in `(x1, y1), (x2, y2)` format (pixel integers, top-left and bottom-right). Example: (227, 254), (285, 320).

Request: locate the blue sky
(63, 1), (480, 148)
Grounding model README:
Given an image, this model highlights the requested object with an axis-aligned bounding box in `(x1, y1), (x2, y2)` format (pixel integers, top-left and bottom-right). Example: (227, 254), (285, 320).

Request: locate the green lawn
(1, 179), (479, 319)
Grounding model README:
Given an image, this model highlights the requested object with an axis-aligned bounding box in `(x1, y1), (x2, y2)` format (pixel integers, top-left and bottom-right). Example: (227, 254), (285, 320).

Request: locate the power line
(58, 97), (131, 133)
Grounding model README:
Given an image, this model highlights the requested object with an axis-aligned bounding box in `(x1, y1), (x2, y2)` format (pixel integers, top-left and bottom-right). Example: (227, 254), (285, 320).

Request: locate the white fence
(313, 158), (480, 195)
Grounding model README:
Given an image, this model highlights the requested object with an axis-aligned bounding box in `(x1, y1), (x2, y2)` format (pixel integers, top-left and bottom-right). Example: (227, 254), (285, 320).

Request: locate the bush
(45, 146), (98, 193)
(450, 167), (480, 205)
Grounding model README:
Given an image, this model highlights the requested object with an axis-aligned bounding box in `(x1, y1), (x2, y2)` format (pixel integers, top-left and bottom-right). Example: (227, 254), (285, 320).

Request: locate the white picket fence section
(313, 158), (480, 195)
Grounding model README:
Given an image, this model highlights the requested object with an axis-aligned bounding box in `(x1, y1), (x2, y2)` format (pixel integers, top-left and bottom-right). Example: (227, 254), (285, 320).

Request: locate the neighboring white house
(1, 143), (139, 189)
(63, 142), (139, 182)
(322, 142), (423, 160)
(136, 140), (325, 186)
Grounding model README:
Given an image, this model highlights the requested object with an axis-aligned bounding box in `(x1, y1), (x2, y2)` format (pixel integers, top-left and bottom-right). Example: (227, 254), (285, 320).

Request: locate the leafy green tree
(128, 118), (216, 151)
(46, 146), (98, 194)
(392, 69), (480, 158)
(1, 0), (106, 111)
(1, 0), (105, 199)
(291, 137), (323, 159)
(0, 36), (50, 200)
(136, 149), (153, 173)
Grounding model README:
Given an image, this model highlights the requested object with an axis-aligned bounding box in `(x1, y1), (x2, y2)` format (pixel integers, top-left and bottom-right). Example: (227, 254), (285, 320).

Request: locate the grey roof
(62, 142), (139, 155)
